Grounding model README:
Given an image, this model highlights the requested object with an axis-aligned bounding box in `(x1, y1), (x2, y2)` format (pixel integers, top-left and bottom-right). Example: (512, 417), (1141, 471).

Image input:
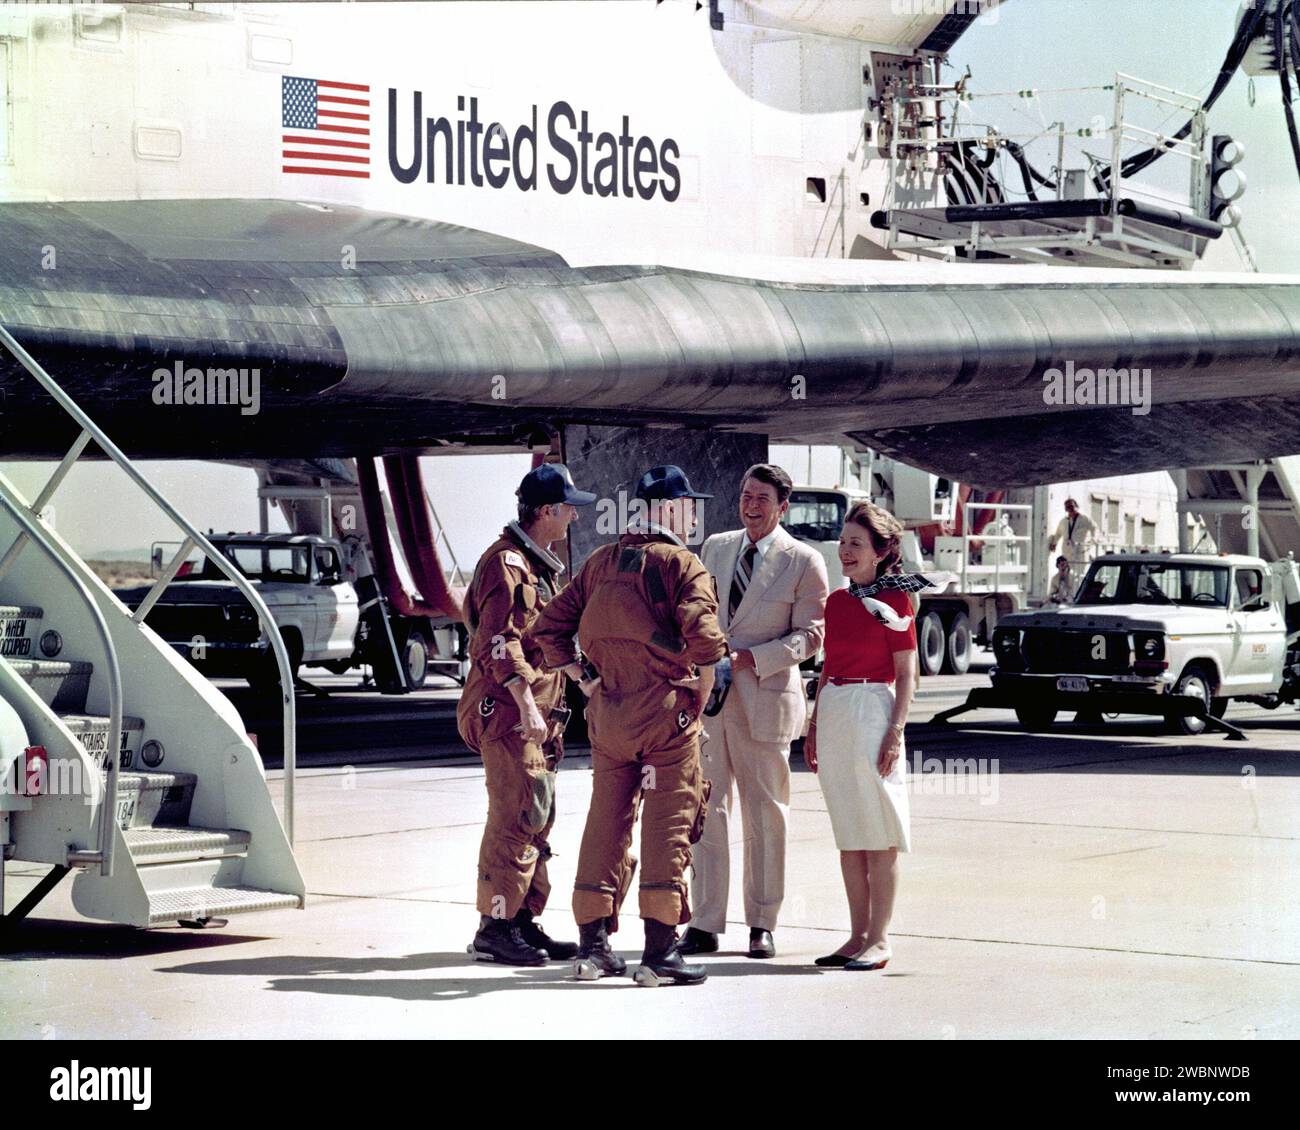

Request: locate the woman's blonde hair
(844, 500), (905, 575)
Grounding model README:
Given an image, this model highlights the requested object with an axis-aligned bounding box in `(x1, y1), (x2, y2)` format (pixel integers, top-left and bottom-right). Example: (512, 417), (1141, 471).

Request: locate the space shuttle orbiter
(1, 0), (1297, 486)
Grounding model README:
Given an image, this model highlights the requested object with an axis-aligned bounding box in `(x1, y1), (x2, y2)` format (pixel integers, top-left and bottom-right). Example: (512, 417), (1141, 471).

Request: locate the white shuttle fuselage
(8, 0), (952, 265)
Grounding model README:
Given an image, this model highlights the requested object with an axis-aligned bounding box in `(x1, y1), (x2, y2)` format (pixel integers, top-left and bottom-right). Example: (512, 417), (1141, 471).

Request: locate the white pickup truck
(972, 552), (1300, 737)
(117, 533), (466, 692)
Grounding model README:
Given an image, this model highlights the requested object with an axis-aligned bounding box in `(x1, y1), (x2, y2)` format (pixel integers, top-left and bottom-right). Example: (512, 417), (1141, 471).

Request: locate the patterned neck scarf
(848, 572), (951, 599)
(849, 571), (957, 631)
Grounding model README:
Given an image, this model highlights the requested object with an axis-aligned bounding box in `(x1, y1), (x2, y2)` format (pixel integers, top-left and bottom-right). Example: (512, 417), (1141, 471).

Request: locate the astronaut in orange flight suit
(458, 463), (596, 966)
(531, 465), (728, 986)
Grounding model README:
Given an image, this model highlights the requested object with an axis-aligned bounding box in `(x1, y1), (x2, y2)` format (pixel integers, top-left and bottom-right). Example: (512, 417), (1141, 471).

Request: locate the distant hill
(86, 559), (153, 590)
(84, 548), (156, 563)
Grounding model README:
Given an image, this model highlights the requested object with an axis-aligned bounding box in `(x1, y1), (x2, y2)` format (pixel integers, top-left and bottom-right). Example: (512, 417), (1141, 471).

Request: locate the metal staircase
(0, 324), (304, 936)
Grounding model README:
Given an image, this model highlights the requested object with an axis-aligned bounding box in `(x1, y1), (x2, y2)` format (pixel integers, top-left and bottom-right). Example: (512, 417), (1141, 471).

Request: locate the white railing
(425, 488), (469, 589)
(0, 324), (298, 844)
(936, 502), (1034, 594)
(0, 477), (123, 877)
(881, 71), (1212, 266)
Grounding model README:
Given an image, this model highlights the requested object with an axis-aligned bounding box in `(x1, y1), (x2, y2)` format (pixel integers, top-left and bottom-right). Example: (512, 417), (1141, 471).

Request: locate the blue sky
(951, 0), (1299, 274)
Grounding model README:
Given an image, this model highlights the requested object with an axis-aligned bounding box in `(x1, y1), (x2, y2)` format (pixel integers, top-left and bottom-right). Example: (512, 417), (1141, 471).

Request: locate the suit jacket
(700, 525), (829, 745)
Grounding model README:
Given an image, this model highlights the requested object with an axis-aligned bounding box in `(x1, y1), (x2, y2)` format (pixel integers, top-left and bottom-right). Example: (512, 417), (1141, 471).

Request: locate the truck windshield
(198, 543), (313, 583)
(1077, 561), (1229, 607)
(782, 490), (847, 542)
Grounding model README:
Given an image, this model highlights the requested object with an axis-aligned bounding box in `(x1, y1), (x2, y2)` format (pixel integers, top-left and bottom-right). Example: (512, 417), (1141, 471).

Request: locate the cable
(1005, 139), (1057, 199)
(1276, 0), (1300, 180)
(957, 140), (1004, 202)
(944, 172), (973, 205)
(944, 156), (978, 205)
(1094, 1), (1270, 194)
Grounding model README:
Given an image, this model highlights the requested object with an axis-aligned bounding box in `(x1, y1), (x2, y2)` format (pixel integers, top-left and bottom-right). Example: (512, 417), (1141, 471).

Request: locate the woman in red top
(805, 501), (917, 971)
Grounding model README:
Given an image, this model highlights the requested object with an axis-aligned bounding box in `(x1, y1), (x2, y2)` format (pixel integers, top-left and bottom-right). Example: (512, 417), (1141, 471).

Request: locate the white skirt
(815, 681), (911, 852)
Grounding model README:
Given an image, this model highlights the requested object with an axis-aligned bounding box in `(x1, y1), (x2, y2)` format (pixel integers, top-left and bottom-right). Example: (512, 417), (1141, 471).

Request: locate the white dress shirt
(737, 527), (779, 574)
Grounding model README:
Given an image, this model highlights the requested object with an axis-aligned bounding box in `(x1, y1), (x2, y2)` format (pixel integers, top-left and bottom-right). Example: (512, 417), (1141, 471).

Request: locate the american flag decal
(281, 75), (371, 179)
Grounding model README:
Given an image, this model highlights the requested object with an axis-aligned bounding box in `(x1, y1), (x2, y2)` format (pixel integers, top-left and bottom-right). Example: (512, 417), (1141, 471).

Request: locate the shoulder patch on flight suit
(503, 550), (527, 570)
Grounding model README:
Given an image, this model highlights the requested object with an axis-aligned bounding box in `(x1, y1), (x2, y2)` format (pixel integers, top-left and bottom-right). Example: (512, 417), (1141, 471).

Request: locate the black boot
(573, 917), (627, 980)
(678, 926), (719, 955)
(633, 919), (707, 986)
(514, 909), (579, 960)
(467, 915), (547, 966)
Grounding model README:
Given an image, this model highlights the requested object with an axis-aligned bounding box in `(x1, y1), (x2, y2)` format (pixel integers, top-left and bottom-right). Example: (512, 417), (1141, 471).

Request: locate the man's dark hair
(741, 463), (793, 505)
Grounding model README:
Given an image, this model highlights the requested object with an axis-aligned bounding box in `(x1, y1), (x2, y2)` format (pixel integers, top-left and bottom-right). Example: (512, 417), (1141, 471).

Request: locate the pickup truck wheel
(1014, 704), (1057, 732)
(1167, 667), (1222, 736)
(918, 611), (946, 677)
(247, 635), (302, 696)
(403, 629), (430, 691)
(943, 612), (972, 675)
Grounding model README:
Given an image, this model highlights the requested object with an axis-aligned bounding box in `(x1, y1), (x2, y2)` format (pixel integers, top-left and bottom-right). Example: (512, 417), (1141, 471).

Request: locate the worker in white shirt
(1047, 498), (1097, 585)
(1048, 556), (1075, 605)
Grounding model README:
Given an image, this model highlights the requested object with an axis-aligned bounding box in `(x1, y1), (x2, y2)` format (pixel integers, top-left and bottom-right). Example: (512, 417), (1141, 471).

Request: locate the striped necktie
(728, 542), (758, 620)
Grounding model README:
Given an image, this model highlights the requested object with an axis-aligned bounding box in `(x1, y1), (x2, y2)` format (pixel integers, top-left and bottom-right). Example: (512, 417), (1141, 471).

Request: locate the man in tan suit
(680, 463), (829, 959)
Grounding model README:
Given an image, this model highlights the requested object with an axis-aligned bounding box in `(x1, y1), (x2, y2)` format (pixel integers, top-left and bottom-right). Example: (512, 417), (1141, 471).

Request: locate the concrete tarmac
(3, 672), (1298, 1040)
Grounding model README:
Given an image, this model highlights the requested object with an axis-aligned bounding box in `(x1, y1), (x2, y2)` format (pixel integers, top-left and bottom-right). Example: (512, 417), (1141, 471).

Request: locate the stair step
(7, 658), (92, 711)
(0, 605), (44, 658)
(147, 885), (302, 925)
(125, 825), (251, 864)
(60, 713), (145, 768)
(115, 771), (198, 830)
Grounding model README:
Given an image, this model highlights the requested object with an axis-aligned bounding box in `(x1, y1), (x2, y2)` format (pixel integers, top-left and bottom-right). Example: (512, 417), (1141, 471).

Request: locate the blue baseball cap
(518, 463), (597, 507)
(633, 465), (712, 501)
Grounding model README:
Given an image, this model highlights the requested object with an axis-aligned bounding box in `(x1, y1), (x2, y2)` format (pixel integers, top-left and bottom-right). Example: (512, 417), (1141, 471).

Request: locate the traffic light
(1209, 134), (1247, 224)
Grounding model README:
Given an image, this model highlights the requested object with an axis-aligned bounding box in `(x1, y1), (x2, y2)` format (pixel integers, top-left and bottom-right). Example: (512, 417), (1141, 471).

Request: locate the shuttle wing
(2, 198), (1298, 485)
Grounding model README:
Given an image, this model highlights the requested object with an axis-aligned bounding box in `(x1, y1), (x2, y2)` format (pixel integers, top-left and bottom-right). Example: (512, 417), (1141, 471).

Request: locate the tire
(918, 610), (946, 677)
(403, 629), (430, 691)
(1015, 704), (1057, 732)
(943, 611), (972, 675)
(1166, 666), (1223, 736)
(246, 633), (302, 696)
